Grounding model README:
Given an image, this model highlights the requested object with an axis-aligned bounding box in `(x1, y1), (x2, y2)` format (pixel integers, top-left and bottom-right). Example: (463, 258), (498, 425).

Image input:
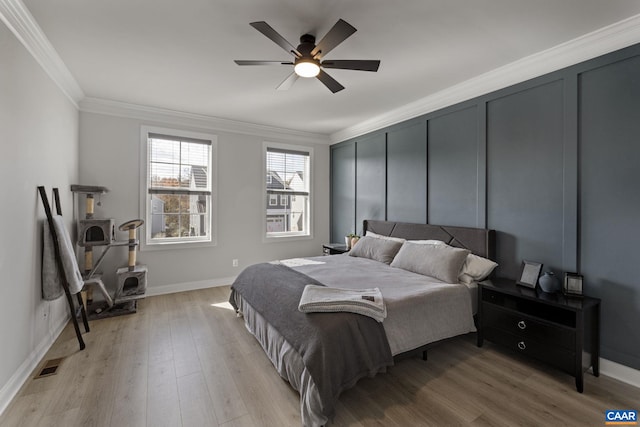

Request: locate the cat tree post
(115, 219), (147, 303)
(71, 185), (111, 303)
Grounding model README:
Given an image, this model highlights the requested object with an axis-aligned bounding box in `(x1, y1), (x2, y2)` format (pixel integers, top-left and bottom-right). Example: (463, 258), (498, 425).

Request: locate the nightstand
(322, 243), (349, 255)
(477, 278), (600, 393)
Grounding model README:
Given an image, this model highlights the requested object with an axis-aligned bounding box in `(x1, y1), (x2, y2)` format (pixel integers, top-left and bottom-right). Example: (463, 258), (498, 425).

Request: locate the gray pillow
(390, 242), (470, 283)
(349, 235), (403, 264)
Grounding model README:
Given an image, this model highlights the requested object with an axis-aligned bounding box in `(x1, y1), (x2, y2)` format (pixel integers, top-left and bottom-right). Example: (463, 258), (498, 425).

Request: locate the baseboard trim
(0, 311), (69, 416)
(599, 357), (640, 389)
(145, 276), (237, 297)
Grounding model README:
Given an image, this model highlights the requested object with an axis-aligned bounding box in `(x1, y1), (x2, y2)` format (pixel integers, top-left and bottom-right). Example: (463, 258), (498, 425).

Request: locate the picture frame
(563, 272), (583, 296)
(516, 260), (543, 288)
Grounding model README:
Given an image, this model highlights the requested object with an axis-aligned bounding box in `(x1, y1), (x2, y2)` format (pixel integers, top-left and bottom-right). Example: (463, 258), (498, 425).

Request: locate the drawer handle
(517, 320), (526, 330)
(517, 341), (526, 350)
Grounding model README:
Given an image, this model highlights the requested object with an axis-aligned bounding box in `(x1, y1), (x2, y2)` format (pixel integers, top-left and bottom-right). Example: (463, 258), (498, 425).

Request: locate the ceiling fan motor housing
(297, 34), (317, 58)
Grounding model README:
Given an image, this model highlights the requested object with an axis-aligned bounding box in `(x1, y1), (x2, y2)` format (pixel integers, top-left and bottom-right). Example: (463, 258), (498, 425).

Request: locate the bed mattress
(230, 254), (478, 426)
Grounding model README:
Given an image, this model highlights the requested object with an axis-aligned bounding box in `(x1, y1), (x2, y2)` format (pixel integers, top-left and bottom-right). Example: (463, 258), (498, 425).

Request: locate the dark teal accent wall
(428, 106), (480, 227)
(487, 80), (565, 280)
(330, 141), (356, 240)
(579, 54), (640, 370)
(387, 121), (427, 224)
(356, 133), (386, 230)
(330, 43), (640, 370)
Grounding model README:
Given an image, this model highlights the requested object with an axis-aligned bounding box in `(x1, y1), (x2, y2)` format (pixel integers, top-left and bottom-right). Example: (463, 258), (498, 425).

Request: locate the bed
(229, 220), (496, 426)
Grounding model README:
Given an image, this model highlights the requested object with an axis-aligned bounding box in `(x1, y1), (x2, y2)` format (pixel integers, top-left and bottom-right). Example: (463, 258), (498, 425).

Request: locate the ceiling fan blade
(250, 21), (301, 57)
(311, 19), (356, 59)
(321, 60), (380, 72)
(316, 69), (345, 93)
(234, 60), (293, 66)
(277, 72), (299, 91)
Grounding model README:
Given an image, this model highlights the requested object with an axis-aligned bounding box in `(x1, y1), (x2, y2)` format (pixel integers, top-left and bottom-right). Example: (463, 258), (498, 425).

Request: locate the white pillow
(390, 242), (470, 283)
(365, 231), (406, 243)
(407, 239), (497, 284)
(408, 239), (447, 245)
(459, 253), (498, 284)
(349, 235), (403, 264)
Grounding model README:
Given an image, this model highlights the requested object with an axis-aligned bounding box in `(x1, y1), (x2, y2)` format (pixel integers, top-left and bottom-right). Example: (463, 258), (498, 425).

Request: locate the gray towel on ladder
(42, 215), (84, 300)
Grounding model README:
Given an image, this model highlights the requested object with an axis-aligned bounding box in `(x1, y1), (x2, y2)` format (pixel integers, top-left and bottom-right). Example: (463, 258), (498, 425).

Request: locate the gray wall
(0, 21), (79, 411)
(79, 111), (330, 294)
(330, 43), (640, 370)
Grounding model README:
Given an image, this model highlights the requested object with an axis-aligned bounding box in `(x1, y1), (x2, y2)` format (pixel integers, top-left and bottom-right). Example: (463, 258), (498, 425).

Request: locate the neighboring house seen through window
(265, 144), (311, 238)
(141, 126), (216, 247)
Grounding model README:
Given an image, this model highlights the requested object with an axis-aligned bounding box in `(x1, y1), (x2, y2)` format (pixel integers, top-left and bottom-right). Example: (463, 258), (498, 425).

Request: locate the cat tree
(71, 184), (147, 318)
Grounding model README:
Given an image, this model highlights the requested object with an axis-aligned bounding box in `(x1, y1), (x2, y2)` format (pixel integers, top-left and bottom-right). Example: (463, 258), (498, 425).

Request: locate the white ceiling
(18, 0), (640, 137)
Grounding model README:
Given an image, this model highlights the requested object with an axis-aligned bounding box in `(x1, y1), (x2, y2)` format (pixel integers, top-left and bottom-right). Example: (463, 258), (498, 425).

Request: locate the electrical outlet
(232, 259), (239, 267)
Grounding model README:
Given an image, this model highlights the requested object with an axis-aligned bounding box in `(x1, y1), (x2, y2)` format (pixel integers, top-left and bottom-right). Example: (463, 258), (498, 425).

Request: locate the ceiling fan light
(294, 60), (320, 78)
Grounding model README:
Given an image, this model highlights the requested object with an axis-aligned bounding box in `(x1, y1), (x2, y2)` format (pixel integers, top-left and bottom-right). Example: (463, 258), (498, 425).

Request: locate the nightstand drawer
(484, 326), (575, 374)
(483, 304), (575, 351)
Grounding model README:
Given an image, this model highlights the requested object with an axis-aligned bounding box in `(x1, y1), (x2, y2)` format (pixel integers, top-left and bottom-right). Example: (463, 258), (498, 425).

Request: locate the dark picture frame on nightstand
(516, 260), (543, 288)
(563, 272), (583, 296)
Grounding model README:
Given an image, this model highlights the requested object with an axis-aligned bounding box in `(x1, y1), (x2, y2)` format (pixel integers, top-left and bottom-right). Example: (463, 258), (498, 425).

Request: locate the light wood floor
(1, 286), (638, 427)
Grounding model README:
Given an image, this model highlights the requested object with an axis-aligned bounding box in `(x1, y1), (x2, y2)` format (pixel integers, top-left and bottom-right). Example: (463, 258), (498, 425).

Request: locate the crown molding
(330, 13), (640, 143)
(80, 97), (331, 145)
(0, 0), (84, 107)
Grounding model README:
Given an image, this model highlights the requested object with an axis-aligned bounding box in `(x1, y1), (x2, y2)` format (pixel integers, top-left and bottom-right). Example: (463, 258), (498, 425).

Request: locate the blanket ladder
(38, 186), (89, 350)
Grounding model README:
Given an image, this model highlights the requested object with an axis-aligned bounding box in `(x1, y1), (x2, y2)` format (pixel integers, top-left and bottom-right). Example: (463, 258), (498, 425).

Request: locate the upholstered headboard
(363, 220), (496, 260)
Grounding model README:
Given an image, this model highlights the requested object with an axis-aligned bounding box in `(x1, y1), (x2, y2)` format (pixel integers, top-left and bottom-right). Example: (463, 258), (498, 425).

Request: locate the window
(264, 143), (312, 239)
(141, 126), (216, 248)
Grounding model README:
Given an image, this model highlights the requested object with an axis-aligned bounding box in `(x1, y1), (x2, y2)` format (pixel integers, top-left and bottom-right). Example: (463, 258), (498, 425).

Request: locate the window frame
(139, 125), (218, 251)
(263, 141), (313, 242)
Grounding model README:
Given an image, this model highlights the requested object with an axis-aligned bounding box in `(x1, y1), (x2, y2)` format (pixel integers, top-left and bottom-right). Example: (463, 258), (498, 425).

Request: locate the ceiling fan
(234, 19), (380, 93)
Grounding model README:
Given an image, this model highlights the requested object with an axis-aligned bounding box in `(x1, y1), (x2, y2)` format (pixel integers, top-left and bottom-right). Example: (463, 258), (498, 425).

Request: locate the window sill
(141, 238), (217, 252)
(263, 234), (313, 243)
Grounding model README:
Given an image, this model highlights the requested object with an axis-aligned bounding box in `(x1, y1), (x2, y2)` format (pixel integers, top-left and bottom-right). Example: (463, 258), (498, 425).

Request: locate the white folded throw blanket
(298, 285), (387, 322)
(42, 215), (84, 299)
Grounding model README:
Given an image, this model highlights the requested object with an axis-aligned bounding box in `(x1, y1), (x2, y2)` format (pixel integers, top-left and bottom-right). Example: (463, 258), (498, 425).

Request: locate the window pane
(266, 151), (308, 192)
(150, 213), (180, 238)
(266, 215), (286, 232)
(290, 195), (308, 233)
(150, 137), (210, 191)
(155, 194), (184, 214)
(151, 162), (180, 187)
(150, 138), (180, 163)
(266, 146), (310, 236)
(189, 166), (209, 191)
(149, 194), (210, 240)
(181, 142), (209, 166)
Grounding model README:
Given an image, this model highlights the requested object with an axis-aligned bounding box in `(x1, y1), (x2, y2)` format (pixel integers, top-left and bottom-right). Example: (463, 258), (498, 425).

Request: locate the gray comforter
(229, 262), (393, 421)
(288, 255), (477, 355)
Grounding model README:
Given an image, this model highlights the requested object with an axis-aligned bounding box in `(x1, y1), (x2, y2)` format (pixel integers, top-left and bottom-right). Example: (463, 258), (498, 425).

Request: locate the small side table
(477, 278), (600, 393)
(322, 243), (349, 255)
